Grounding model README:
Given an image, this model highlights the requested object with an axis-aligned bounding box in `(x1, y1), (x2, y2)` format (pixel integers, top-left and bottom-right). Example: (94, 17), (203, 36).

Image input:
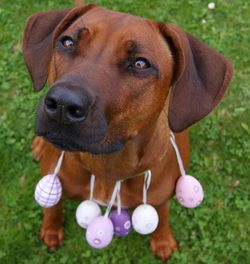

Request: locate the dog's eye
(130, 58), (150, 70)
(61, 36), (75, 50)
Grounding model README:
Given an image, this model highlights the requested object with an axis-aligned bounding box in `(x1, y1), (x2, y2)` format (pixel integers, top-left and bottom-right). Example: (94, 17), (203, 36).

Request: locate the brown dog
(22, 3), (233, 261)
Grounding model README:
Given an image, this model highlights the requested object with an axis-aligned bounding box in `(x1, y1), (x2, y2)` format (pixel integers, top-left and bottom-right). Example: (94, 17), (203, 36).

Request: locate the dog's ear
(22, 5), (95, 91)
(159, 24), (233, 132)
(22, 9), (71, 91)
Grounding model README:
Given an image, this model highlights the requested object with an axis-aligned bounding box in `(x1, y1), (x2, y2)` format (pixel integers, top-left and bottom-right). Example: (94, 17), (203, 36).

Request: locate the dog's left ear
(22, 8), (72, 91)
(159, 24), (233, 132)
(22, 4), (95, 91)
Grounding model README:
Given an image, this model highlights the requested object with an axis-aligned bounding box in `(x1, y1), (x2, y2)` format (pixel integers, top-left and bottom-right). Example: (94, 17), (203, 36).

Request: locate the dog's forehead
(56, 7), (171, 70)
(66, 7), (160, 44)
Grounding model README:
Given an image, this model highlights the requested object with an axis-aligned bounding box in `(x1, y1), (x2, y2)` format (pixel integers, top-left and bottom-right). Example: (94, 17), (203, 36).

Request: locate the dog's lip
(37, 131), (125, 154)
(42, 135), (83, 151)
(37, 129), (104, 145)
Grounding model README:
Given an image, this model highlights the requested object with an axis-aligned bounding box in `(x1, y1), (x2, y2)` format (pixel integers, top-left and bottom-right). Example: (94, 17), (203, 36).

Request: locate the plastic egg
(34, 174), (62, 208)
(86, 216), (114, 249)
(76, 200), (101, 229)
(175, 175), (204, 208)
(109, 209), (132, 237)
(132, 204), (159, 235)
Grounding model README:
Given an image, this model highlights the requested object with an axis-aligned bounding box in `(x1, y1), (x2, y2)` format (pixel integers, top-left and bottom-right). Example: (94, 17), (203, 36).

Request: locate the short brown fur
(23, 4), (232, 261)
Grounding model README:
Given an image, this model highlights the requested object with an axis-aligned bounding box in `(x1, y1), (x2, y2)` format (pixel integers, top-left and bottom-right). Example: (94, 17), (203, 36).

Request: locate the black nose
(44, 85), (92, 124)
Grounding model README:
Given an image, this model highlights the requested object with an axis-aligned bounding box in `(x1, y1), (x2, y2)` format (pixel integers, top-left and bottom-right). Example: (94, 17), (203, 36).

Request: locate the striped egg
(34, 174), (62, 208)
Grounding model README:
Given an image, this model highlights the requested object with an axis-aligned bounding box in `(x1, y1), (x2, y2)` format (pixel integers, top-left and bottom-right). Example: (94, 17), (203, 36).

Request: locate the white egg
(132, 204), (159, 235)
(76, 200), (101, 229)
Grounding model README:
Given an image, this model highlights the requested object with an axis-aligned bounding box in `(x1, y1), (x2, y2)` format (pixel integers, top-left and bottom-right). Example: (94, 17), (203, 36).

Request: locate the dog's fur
(22, 3), (233, 261)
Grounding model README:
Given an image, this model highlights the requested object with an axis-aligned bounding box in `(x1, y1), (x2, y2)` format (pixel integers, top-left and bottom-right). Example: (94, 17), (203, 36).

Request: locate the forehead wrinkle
(76, 26), (90, 40)
(125, 40), (140, 56)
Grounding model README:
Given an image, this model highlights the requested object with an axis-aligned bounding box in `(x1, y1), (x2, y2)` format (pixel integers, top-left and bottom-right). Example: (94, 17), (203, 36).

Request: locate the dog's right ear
(22, 5), (95, 91)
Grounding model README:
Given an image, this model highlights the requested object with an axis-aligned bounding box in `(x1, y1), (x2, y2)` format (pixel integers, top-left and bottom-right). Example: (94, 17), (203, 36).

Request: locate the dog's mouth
(43, 135), (83, 151)
(38, 131), (125, 155)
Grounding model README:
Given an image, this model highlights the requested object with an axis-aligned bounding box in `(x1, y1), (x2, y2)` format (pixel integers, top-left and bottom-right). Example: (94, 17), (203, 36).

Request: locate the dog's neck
(79, 100), (171, 181)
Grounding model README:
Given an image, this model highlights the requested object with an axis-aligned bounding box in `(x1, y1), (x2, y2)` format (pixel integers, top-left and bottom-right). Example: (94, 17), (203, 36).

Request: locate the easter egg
(34, 174), (62, 208)
(132, 204), (159, 235)
(175, 175), (204, 208)
(86, 216), (114, 249)
(109, 209), (132, 237)
(76, 200), (101, 229)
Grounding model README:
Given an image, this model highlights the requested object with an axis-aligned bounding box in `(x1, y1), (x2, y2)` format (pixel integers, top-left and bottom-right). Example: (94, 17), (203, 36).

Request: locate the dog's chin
(40, 134), (125, 155)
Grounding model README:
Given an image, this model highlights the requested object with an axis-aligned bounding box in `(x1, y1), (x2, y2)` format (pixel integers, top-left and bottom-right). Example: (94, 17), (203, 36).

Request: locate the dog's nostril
(68, 105), (85, 119)
(45, 98), (57, 111)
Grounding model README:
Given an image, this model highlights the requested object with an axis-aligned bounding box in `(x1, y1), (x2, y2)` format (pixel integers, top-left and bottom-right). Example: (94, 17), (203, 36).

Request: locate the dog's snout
(44, 85), (92, 124)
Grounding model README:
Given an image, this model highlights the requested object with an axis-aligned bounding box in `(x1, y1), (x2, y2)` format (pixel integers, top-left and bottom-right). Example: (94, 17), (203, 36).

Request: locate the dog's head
(22, 4), (233, 154)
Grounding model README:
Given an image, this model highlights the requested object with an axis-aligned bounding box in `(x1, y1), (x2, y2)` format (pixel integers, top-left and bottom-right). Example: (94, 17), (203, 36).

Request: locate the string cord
(42, 151), (64, 207)
(116, 180), (122, 215)
(89, 174), (95, 200)
(170, 132), (186, 176)
(104, 181), (121, 218)
(143, 170), (152, 204)
(53, 151), (65, 175)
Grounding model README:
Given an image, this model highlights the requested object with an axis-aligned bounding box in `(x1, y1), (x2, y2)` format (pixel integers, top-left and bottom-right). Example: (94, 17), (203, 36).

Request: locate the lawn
(0, 0), (249, 263)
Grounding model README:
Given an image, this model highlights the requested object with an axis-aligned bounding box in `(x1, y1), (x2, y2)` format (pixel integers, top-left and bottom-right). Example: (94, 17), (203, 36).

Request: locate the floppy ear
(22, 9), (71, 91)
(22, 4), (95, 91)
(159, 24), (233, 132)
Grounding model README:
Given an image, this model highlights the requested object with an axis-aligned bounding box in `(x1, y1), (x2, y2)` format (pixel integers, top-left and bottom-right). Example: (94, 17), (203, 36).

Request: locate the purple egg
(86, 216), (114, 249)
(109, 209), (132, 237)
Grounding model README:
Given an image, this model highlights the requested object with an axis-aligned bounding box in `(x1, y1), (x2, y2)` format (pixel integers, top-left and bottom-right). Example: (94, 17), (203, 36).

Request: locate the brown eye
(130, 58), (150, 70)
(61, 36), (75, 50)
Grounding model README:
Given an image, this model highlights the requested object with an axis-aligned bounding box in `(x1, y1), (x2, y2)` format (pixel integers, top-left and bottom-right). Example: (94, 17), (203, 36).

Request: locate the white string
(53, 151), (65, 175)
(143, 170), (152, 204)
(116, 181), (122, 215)
(89, 175), (95, 200)
(170, 132), (186, 176)
(104, 181), (121, 218)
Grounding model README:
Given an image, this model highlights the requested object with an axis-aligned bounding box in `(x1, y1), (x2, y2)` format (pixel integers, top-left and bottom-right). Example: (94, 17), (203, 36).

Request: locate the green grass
(0, 0), (250, 263)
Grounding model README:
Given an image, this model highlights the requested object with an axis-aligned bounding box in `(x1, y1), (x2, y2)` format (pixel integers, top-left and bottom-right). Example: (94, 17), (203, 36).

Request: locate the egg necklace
(34, 131), (204, 249)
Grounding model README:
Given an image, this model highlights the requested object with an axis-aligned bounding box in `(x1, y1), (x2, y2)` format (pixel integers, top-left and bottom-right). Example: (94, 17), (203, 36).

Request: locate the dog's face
(37, 7), (174, 154)
(23, 4), (232, 154)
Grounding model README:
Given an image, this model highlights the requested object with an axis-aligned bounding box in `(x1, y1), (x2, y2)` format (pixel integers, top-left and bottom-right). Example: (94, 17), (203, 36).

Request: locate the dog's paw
(31, 136), (46, 162)
(40, 225), (64, 252)
(150, 232), (178, 261)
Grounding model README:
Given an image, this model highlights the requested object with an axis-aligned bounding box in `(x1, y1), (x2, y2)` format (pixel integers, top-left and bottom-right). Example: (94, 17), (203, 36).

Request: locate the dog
(22, 2), (233, 261)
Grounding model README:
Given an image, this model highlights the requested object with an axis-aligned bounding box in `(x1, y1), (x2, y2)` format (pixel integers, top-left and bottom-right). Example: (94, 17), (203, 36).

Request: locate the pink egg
(175, 175), (204, 208)
(34, 174), (62, 208)
(86, 216), (114, 249)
